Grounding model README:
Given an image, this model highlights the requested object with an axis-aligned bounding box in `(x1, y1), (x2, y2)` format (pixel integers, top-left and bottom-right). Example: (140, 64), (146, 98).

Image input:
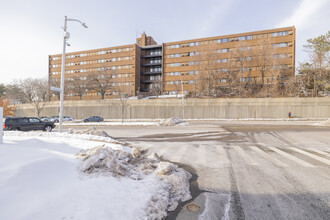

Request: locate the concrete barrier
(13, 97), (330, 119)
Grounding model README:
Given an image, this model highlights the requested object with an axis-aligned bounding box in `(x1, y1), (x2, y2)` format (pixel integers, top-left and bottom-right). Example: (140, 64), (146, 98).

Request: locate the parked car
(49, 116), (74, 123)
(82, 116), (104, 122)
(3, 117), (56, 132)
(40, 116), (50, 122)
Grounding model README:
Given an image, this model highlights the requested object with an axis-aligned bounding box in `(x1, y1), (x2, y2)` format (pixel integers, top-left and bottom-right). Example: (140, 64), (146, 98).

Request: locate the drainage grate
(187, 204), (200, 212)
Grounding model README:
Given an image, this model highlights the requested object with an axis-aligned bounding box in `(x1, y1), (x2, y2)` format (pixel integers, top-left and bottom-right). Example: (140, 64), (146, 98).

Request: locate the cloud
(277, 0), (328, 30)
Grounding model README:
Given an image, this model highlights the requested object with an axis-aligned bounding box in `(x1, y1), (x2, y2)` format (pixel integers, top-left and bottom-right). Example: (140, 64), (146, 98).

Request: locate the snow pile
(159, 117), (188, 126)
(77, 145), (192, 219)
(68, 127), (113, 138)
(316, 119), (330, 126)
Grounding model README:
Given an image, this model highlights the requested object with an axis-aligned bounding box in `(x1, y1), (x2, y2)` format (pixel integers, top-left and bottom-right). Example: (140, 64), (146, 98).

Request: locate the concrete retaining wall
(14, 97), (330, 119)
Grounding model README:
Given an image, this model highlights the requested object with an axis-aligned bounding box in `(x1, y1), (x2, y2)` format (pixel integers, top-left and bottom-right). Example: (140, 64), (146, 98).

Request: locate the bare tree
(88, 67), (115, 99)
(196, 47), (219, 96)
(149, 77), (162, 97)
(66, 75), (88, 100)
(250, 39), (276, 85)
(115, 80), (132, 124)
(6, 78), (48, 117)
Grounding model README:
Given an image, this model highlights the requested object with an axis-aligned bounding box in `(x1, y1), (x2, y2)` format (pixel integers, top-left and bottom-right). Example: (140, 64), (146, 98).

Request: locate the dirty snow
(0, 131), (191, 220)
(159, 117), (188, 126)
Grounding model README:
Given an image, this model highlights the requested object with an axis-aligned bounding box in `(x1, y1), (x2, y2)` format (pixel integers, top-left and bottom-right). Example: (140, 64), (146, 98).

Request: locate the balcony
(142, 53), (162, 58)
(141, 71), (161, 75)
(141, 62), (161, 67)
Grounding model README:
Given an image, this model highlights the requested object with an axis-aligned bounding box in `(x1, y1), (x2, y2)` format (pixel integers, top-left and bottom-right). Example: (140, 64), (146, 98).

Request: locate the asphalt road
(63, 120), (330, 220)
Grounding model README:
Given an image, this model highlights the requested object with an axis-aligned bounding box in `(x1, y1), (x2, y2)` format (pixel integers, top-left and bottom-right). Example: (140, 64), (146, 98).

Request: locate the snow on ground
(63, 121), (159, 126)
(315, 118), (330, 126)
(0, 131), (191, 220)
(159, 117), (188, 126)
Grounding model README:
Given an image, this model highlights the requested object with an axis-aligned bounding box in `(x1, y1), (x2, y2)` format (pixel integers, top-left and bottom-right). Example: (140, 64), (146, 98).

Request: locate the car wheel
(97, 119), (101, 122)
(84, 119), (88, 122)
(13, 127), (20, 131)
(54, 119), (59, 123)
(69, 119), (72, 121)
(44, 126), (52, 132)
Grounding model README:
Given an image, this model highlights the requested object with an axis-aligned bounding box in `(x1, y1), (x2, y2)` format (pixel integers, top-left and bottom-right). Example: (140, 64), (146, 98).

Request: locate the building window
(189, 51), (200, 56)
(240, 67), (251, 72)
(170, 53), (181, 58)
(188, 80), (194, 84)
(272, 43), (288, 48)
(218, 48), (229, 53)
(216, 38), (229, 43)
(169, 72), (181, 76)
(272, 65), (289, 69)
(217, 68), (228, 73)
(188, 42), (200, 47)
(126, 56), (130, 60)
(169, 44), (180, 49)
(217, 59), (228, 63)
(219, 78), (228, 83)
(239, 35), (252, 41)
(97, 51), (106, 55)
(169, 63), (181, 67)
(272, 31), (288, 37)
(273, 53), (287, 58)
(187, 70), (199, 75)
(150, 67), (161, 72)
(240, 46), (252, 51)
(240, 77), (252, 82)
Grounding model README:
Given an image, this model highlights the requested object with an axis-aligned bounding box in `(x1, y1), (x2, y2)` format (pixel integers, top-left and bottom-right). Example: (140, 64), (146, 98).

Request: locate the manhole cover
(187, 204), (200, 212)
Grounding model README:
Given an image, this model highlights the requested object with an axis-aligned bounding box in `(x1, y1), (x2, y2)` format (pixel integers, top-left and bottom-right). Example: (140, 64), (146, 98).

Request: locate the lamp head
(82, 23), (88, 28)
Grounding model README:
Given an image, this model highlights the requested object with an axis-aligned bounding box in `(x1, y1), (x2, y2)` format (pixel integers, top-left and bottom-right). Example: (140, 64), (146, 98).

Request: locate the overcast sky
(0, 0), (329, 84)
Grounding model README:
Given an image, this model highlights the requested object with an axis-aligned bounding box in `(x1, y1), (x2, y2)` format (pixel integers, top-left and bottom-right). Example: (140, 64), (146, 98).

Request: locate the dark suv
(3, 117), (56, 132)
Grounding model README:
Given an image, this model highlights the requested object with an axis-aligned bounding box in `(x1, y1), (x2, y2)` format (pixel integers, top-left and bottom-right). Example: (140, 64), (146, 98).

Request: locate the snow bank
(4, 130), (123, 145)
(315, 118), (330, 126)
(68, 121), (158, 126)
(68, 127), (114, 138)
(77, 145), (192, 219)
(159, 117), (188, 126)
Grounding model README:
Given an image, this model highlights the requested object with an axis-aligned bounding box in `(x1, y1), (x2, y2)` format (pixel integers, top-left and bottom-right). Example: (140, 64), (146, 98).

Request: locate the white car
(49, 116), (74, 123)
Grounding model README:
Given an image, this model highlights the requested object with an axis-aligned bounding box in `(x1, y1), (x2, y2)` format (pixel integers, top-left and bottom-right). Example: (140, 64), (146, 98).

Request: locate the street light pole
(181, 79), (185, 120)
(59, 16), (87, 133)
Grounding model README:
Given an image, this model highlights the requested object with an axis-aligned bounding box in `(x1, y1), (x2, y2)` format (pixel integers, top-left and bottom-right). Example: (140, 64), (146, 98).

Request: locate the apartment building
(49, 26), (295, 100)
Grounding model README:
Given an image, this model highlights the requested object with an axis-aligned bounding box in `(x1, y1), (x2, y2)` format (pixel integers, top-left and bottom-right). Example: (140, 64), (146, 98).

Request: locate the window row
(168, 80), (195, 85)
(97, 56), (132, 63)
(272, 31), (288, 37)
(51, 57), (133, 68)
(169, 41), (201, 49)
(168, 61), (199, 67)
(216, 35), (252, 43)
(167, 70), (199, 76)
(49, 48), (134, 61)
(96, 47), (132, 55)
(169, 51), (200, 58)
